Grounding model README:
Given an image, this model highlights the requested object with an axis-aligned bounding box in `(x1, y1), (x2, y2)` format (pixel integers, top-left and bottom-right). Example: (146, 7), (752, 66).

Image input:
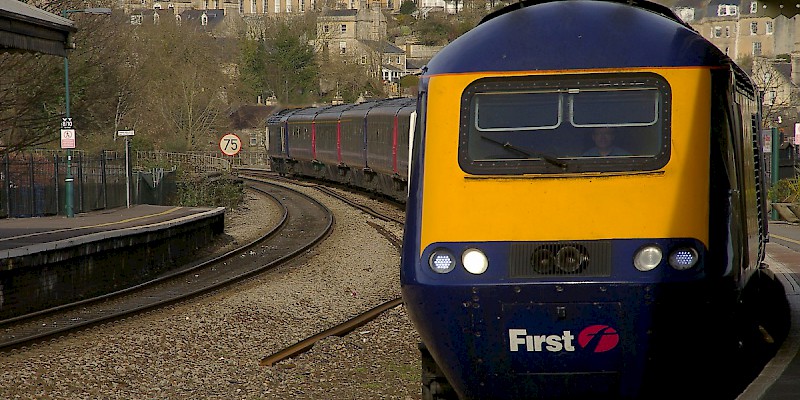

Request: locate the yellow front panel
(419, 68), (711, 252)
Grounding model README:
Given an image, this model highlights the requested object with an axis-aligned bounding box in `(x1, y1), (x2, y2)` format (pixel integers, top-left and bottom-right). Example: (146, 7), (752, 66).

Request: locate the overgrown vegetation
(175, 171), (245, 209)
(769, 178), (800, 203)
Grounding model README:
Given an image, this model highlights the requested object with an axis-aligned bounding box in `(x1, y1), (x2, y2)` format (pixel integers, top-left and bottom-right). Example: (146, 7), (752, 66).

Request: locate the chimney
(792, 52), (800, 85)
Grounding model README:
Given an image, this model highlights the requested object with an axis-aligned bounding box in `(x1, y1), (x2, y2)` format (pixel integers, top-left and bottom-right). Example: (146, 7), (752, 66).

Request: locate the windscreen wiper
(481, 135), (567, 170)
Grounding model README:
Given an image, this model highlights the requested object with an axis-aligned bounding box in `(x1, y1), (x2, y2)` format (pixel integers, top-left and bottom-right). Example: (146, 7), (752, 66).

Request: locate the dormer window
(718, 4), (738, 16)
(750, 1), (758, 13)
(201, 13), (208, 26)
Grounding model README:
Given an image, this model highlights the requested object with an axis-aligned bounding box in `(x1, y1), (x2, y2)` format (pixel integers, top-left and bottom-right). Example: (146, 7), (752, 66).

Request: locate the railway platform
(740, 222), (800, 399)
(0, 205), (225, 319)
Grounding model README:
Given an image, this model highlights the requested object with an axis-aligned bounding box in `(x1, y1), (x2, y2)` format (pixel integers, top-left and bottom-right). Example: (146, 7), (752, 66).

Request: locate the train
(267, 0), (790, 398)
(266, 97), (416, 202)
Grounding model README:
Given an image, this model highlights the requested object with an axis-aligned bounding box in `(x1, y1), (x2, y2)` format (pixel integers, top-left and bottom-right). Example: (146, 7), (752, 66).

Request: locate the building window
(717, 4), (738, 16)
(676, 7), (695, 22)
(323, 25), (329, 33)
(751, 22), (758, 34)
(275, 0), (280, 13)
(252, 0), (257, 13)
(286, 0), (291, 13)
(753, 41), (762, 56)
(339, 41), (346, 54)
(130, 14), (143, 25)
(766, 21), (774, 34)
(765, 90), (776, 105)
(300, 0), (304, 12)
(725, 26), (730, 37)
(750, 1), (758, 13)
(341, 24), (347, 33)
(714, 26), (722, 38)
(361, 55), (367, 64)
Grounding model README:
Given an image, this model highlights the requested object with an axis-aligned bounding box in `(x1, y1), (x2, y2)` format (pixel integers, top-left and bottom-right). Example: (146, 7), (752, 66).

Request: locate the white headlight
(462, 248), (488, 275)
(634, 245), (662, 272)
(669, 248), (699, 270)
(429, 249), (456, 274)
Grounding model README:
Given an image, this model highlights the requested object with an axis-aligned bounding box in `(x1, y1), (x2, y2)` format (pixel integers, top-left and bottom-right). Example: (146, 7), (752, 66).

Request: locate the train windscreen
(459, 73), (671, 174)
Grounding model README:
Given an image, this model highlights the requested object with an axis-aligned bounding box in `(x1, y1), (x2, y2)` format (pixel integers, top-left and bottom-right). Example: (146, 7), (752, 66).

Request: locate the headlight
(462, 248), (489, 275)
(531, 247), (555, 273)
(634, 245), (662, 271)
(669, 247), (699, 270)
(557, 246), (585, 273)
(429, 249), (456, 273)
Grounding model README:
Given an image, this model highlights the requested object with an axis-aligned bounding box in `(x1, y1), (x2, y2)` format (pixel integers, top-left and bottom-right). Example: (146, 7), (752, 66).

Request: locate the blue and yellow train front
(400, 1), (757, 398)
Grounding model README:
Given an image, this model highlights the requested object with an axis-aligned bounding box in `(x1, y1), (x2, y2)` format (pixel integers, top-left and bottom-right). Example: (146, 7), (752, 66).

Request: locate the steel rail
(0, 180), (333, 351)
(260, 297), (404, 366)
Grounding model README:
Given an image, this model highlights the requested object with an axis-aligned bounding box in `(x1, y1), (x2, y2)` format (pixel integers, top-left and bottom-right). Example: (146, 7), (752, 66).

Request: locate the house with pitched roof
(315, 2), (418, 96)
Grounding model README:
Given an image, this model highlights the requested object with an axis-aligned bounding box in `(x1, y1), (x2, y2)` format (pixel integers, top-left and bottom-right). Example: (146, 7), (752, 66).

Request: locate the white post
(125, 136), (131, 208)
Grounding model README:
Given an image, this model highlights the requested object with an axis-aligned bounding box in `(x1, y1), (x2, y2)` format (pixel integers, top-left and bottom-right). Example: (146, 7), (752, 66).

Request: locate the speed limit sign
(220, 133), (241, 156)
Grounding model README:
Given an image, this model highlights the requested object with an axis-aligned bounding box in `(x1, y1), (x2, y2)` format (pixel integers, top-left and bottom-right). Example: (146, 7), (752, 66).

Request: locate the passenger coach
(266, 98), (415, 201)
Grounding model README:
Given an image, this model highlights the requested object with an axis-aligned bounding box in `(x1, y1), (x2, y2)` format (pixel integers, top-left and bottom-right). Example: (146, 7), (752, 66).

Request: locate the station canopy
(0, 0), (76, 57)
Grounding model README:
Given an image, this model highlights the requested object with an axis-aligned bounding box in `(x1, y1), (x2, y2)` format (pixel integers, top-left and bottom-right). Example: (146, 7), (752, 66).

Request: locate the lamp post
(61, 8), (112, 218)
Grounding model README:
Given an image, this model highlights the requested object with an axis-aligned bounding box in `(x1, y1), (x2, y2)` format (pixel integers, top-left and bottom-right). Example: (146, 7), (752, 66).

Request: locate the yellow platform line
(772, 234), (800, 246)
(0, 207), (182, 243)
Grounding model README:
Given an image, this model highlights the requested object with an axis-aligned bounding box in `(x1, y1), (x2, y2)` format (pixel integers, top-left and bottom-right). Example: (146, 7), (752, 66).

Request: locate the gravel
(0, 184), (422, 399)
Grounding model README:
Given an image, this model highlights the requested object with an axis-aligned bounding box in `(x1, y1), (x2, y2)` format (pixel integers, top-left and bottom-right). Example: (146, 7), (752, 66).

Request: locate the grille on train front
(509, 241), (612, 278)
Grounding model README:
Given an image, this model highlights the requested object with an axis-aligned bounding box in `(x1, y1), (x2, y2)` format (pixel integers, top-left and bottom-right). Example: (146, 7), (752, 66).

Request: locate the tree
(129, 20), (232, 151)
(750, 57), (799, 131)
(265, 21), (319, 106)
(399, 1), (417, 15)
(236, 36), (272, 104)
(0, 53), (63, 154)
(0, 8), (127, 154)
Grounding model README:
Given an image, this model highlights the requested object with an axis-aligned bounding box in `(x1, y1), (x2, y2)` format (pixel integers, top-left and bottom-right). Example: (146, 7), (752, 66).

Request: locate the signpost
(60, 117), (75, 217)
(220, 133), (242, 157)
(118, 130), (134, 208)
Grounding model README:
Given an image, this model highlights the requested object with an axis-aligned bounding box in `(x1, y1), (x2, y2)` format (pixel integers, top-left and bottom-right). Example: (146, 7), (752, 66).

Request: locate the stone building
(119, 0), (401, 16)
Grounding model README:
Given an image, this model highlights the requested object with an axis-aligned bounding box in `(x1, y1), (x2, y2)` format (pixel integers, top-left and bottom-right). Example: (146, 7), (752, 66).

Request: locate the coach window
(459, 73), (671, 175)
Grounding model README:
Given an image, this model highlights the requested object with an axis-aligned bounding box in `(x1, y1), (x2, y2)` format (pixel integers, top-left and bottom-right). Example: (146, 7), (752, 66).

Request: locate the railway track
(236, 168), (407, 365)
(237, 168), (405, 242)
(0, 179), (333, 351)
(3, 170), (408, 375)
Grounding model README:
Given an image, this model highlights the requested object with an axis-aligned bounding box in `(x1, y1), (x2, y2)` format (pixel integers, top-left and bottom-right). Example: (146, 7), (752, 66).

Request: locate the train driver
(582, 127), (629, 157)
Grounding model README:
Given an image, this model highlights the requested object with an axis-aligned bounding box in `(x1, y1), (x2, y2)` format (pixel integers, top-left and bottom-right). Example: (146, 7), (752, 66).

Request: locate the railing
(0, 149), (270, 219)
(1, 150), (127, 218)
(134, 150), (269, 173)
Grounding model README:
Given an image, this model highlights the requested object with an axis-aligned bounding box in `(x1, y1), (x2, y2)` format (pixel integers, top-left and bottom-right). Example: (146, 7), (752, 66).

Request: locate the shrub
(769, 178), (800, 203)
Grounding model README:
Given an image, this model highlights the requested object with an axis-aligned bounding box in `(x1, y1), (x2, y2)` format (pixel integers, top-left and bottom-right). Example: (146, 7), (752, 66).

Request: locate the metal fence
(0, 149), (269, 219)
(1, 150), (127, 218)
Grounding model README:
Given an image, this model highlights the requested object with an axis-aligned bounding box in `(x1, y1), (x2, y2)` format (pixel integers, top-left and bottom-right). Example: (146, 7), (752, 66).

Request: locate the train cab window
(459, 73), (671, 174)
